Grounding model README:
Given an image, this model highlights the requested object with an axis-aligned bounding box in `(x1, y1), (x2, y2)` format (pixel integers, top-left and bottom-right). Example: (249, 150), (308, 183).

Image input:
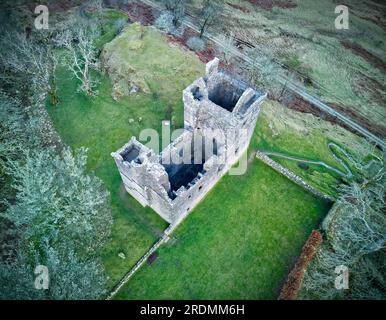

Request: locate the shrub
(187, 36), (206, 52)
(154, 12), (174, 33)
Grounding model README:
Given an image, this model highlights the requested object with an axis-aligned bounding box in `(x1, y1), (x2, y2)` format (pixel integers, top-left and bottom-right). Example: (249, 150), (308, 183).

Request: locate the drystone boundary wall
(255, 150), (334, 202)
(106, 224), (175, 300)
(278, 230), (323, 300)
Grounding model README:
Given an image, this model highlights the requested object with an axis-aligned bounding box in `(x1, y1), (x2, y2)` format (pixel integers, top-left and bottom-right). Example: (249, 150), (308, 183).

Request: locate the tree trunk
(199, 20), (208, 38)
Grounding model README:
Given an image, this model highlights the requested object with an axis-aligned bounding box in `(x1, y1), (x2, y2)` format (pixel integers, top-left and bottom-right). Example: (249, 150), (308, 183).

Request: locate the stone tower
(111, 58), (266, 225)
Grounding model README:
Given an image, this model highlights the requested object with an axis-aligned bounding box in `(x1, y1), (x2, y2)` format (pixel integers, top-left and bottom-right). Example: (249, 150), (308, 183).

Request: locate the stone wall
(255, 150), (334, 201)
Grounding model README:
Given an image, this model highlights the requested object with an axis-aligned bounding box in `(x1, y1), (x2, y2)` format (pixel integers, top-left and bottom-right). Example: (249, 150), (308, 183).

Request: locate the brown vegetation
(25, 0), (82, 13)
(341, 40), (386, 73)
(287, 94), (386, 138)
(227, 2), (250, 13)
(166, 28), (216, 63)
(120, 1), (155, 26)
(278, 230), (323, 300)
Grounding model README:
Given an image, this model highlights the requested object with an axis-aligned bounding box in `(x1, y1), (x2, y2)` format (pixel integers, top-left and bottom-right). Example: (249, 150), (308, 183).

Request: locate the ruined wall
(112, 58), (267, 224)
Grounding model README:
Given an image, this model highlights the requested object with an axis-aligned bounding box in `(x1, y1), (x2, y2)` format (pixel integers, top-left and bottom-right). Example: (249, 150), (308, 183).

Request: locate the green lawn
(114, 158), (330, 299)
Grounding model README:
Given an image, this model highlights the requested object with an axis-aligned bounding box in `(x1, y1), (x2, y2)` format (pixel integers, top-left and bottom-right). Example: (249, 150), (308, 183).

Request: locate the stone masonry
(111, 58), (267, 224)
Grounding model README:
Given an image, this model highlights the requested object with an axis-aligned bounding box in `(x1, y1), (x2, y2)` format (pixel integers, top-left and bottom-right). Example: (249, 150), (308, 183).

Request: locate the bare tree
(247, 47), (278, 86)
(161, 0), (189, 27)
(216, 32), (238, 67)
(246, 47), (296, 102)
(198, 0), (223, 38)
(49, 54), (60, 105)
(300, 151), (386, 300)
(0, 94), (25, 164)
(326, 160), (385, 260)
(55, 21), (100, 96)
(0, 146), (112, 299)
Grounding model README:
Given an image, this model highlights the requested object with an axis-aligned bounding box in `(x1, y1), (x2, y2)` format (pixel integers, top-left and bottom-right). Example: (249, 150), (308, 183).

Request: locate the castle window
(192, 86), (203, 101)
(213, 138), (218, 156)
(121, 145), (140, 163)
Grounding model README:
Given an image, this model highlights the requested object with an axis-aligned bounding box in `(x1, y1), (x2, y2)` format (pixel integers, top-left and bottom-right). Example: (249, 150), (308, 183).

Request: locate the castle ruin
(111, 58), (267, 225)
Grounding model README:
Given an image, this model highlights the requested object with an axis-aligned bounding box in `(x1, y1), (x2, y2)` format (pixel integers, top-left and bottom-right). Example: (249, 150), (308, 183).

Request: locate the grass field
(47, 15), (339, 298)
(47, 21), (204, 287)
(114, 158), (330, 299)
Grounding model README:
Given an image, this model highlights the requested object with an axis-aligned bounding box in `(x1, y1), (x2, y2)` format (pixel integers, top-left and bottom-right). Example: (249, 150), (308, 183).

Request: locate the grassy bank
(252, 100), (374, 197)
